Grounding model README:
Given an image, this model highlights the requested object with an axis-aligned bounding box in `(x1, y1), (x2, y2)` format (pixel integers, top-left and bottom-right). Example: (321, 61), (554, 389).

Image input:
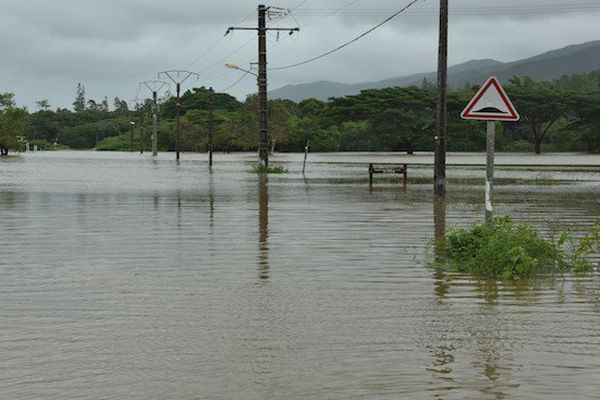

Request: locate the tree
(0, 93), (28, 155)
(113, 97), (129, 114)
(569, 93), (600, 153)
(506, 77), (576, 154)
(73, 83), (86, 112)
(100, 97), (109, 112)
(35, 99), (51, 111)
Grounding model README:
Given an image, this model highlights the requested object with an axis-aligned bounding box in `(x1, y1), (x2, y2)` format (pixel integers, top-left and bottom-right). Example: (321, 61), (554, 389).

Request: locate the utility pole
(140, 81), (169, 157)
(158, 70), (200, 161)
(139, 102), (145, 154)
(226, 5), (299, 168)
(434, 0), (448, 197)
(208, 87), (214, 168)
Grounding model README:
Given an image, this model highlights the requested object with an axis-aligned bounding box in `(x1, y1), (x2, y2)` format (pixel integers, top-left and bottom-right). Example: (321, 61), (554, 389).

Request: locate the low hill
(270, 40), (600, 101)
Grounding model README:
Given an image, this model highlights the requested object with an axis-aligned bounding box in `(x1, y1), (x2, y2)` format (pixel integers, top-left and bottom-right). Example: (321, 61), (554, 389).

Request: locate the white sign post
(461, 77), (520, 221)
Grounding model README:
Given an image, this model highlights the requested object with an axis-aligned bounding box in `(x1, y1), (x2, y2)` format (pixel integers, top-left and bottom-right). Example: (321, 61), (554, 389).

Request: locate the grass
(253, 164), (288, 174)
(433, 216), (599, 280)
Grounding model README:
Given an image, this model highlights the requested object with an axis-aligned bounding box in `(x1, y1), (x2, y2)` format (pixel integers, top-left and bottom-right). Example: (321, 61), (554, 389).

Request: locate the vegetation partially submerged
(0, 69), (599, 155)
(433, 217), (599, 280)
(253, 165), (288, 174)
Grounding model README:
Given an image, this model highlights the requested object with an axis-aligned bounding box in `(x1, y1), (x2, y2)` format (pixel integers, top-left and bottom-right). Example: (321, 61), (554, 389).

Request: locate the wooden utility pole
(158, 70), (200, 161)
(226, 5), (299, 168)
(139, 105), (145, 154)
(434, 0), (448, 197)
(208, 87), (214, 168)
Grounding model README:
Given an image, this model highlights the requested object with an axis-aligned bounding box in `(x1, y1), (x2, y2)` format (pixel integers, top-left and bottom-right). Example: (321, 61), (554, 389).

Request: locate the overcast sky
(2, 0), (600, 110)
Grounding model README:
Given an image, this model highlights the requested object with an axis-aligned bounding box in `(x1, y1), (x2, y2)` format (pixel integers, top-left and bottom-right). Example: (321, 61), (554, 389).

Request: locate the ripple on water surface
(1, 151), (599, 399)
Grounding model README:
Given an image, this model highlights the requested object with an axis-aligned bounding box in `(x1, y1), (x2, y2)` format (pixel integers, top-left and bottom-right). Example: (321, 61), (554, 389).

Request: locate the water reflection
(208, 173), (215, 229)
(433, 198), (449, 301)
(258, 174), (269, 280)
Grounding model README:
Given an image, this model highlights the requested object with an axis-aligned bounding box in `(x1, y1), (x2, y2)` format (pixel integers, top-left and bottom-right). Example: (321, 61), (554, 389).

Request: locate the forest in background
(2, 71), (600, 156)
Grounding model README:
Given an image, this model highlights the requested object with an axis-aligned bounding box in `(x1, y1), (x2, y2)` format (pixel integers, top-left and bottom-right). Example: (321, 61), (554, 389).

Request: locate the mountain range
(270, 40), (600, 102)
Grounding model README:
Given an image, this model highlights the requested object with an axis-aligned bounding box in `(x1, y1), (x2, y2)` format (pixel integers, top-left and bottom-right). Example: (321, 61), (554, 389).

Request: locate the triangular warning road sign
(461, 77), (520, 121)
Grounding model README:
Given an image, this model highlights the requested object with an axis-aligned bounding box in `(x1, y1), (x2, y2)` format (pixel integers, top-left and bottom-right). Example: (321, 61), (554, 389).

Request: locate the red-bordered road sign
(461, 77), (520, 121)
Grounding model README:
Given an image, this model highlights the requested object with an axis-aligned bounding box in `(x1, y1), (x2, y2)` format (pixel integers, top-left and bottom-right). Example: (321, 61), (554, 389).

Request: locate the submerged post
(302, 139), (309, 175)
(485, 121), (495, 221)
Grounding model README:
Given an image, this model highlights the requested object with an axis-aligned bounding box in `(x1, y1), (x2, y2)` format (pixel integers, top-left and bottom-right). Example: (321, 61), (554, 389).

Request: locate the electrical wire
(270, 0), (421, 71)
(293, 3), (600, 17)
(299, 0), (361, 27)
(219, 70), (253, 92)
(197, 37), (255, 75)
(187, 9), (255, 68)
(291, 0), (309, 11)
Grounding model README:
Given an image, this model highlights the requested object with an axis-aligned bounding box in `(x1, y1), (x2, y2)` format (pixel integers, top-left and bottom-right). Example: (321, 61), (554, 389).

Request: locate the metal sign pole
(485, 120), (495, 221)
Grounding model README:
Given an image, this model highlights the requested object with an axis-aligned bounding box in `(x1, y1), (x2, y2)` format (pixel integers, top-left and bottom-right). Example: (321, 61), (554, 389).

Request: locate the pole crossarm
(223, 4), (299, 168)
(226, 27), (299, 34)
(156, 70), (200, 161)
(139, 80), (170, 96)
(157, 70), (200, 86)
(138, 81), (169, 157)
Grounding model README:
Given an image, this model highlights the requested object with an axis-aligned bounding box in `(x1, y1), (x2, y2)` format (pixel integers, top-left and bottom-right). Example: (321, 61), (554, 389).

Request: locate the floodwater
(1, 151), (599, 400)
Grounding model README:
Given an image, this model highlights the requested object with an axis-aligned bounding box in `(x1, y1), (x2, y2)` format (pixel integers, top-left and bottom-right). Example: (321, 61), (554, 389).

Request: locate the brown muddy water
(1, 151), (600, 399)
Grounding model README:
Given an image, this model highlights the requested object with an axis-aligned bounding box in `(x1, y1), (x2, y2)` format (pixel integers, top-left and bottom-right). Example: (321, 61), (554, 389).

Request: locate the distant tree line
(1, 71), (600, 155)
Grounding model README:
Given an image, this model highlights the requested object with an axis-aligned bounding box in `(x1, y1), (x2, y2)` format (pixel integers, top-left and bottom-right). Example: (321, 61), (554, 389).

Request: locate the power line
(293, 3), (600, 16)
(197, 37), (255, 75)
(291, 0), (309, 11)
(219, 70), (252, 92)
(299, 0), (361, 27)
(187, 10), (255, 68)
(270, 0), (421, 71)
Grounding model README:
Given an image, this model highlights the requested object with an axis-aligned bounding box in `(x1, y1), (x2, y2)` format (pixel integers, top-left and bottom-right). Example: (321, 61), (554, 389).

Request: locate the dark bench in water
(369, 163), (408, 186)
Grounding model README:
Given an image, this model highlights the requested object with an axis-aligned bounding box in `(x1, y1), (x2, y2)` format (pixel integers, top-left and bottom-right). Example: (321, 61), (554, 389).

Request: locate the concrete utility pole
(158, 70), (200, 161)
(140, 81), (169, 157)
(208, 87), (214, 168)
(226, 5), (299, 168)
(434, 0), (448, 197)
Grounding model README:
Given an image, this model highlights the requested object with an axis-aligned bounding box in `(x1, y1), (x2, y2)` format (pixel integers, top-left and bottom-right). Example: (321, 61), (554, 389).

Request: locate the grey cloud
(1, 0), (599, 108)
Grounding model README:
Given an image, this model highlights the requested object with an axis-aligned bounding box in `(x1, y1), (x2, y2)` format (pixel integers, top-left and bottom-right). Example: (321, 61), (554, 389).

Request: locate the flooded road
(1, 151), (600, 399)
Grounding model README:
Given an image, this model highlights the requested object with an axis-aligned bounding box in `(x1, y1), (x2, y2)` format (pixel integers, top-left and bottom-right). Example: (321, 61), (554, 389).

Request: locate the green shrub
(253, 164), (288, 174)
(435, 217), (598, 280)
(95, 135), (129, 151)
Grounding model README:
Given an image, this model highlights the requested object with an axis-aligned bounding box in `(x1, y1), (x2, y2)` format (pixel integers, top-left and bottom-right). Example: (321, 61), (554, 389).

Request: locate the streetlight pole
(129, 121), (135, 152)
(257, 4), (269, 167)
(225, 5), (299, 167)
